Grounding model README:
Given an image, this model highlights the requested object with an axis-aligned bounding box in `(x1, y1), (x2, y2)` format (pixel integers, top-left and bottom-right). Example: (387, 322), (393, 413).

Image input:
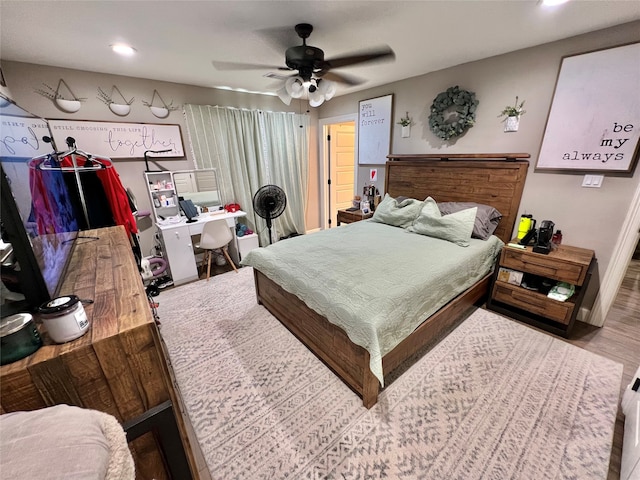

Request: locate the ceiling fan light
(308, 89), (325, 107)
(276, 86), (292, 106)
(317, 79), (336, 101)
(285, 76), (304, 98)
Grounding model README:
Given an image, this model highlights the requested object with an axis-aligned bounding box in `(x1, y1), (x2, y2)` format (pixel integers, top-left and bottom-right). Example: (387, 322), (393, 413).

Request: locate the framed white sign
(536, 43), (640, 174)
(47, 120), (185, 159)
(358, 94), (393, 165)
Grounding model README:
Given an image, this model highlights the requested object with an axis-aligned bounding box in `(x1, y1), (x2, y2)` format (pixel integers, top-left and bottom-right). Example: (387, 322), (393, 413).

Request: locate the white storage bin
(237, 233), (259, 261)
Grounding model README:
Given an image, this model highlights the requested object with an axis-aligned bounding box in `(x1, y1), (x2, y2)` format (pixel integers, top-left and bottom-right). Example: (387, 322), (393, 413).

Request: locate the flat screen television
(0, 100), (79, 316)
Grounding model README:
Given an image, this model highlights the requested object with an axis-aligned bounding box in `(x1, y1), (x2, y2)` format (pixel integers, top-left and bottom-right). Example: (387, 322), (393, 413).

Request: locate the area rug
(158, 267), (622, 480)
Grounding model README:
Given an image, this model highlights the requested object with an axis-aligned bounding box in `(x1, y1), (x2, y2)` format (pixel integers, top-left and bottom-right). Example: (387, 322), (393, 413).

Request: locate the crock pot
(0, 313), (43, 365)
(38, 295), (90, 343)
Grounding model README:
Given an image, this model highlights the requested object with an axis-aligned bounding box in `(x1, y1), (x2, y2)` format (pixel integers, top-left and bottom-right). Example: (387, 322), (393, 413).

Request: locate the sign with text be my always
(536, 43), (639, 174)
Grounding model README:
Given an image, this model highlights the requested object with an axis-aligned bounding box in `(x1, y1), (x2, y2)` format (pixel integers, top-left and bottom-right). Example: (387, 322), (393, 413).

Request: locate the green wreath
(428, 86), (479, 140)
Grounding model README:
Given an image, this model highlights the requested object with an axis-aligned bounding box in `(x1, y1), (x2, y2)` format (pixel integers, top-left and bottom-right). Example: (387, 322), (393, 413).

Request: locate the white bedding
(0, 404), (134, 480)
(242, 221), (503, 385)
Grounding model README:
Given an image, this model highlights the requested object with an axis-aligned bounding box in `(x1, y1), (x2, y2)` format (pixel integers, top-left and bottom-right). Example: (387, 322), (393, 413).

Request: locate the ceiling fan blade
(212, 60), (287, 71)
(323, 46), (395, 70)
(263, 71), (296, 81)
(319, 71), (365, 86)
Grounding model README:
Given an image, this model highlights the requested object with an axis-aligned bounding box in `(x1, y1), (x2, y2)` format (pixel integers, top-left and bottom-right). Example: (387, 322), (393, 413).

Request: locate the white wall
(318, 21), (640, 312)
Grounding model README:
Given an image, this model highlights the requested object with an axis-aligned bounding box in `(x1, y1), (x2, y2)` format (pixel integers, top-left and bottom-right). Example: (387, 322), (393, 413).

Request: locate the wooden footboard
(254, 269), (490, 408)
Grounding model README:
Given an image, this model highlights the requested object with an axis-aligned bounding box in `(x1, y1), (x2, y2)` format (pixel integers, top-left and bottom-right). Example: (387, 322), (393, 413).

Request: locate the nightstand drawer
(501, 249), (586, 285)
(492, 282), (573, 325)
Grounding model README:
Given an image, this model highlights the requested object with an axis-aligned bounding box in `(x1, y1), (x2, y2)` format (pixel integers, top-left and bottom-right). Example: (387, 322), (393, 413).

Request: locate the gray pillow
(371, 194), (423, 228)
(438, 202), (502, 240)
(409, 197), (477, 247)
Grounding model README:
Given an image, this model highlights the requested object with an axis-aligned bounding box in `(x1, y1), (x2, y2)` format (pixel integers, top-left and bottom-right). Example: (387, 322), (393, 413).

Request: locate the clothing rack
(29, 137), (114, 230)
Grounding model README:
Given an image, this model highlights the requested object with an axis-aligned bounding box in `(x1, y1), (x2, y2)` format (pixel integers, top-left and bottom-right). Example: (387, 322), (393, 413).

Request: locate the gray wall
(1, 62), (319, 256)
(318, 20), (640, 312)
(3, 20), (639, 313)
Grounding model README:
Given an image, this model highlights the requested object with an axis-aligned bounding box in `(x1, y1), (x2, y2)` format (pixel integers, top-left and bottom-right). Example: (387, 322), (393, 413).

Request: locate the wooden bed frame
(253, 154), (530, 408)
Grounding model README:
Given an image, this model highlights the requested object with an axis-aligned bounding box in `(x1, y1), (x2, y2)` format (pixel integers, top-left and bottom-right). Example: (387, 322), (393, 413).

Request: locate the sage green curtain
(183, 105), (309, 246)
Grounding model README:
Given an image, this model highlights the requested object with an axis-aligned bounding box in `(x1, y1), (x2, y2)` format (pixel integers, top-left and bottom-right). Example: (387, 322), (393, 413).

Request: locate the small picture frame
(361, 201), (371, 215)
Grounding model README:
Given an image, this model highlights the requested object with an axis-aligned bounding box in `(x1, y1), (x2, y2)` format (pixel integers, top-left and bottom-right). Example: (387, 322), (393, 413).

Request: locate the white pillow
(408, 197), (477, 247)
(371, 194), (424, 228)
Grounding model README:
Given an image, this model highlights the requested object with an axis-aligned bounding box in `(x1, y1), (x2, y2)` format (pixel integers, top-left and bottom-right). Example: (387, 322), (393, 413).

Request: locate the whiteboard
(536, 43), (640, 174)
(358, 94), (393, 165)
(47, 120), (185, 159)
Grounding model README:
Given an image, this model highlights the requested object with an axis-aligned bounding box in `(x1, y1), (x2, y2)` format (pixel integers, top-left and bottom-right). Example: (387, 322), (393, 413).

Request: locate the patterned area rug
(158, 267), (622, 480)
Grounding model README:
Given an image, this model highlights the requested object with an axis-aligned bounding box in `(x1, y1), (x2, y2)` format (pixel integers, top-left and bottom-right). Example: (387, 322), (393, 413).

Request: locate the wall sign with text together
(47, 120), (185, 159)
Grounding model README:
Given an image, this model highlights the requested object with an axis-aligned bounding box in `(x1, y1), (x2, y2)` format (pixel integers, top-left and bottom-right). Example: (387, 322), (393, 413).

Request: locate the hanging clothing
(61, 169), (114, 230)
(58, 154), (138, 235)
(96, 167), (138, 235)
(28, 152), (138, 236)
(28, 166), (79, 234)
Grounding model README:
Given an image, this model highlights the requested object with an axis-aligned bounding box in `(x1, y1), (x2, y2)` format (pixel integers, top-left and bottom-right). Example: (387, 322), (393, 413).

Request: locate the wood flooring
(568, 258), (640, 480)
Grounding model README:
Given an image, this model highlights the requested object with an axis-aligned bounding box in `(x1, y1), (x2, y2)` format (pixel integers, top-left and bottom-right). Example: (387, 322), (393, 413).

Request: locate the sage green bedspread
(241, 221), (504, 385)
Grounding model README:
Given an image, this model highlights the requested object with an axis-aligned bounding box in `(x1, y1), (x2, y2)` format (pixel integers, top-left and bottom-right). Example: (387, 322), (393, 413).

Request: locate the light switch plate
(582, 174), (604, 188)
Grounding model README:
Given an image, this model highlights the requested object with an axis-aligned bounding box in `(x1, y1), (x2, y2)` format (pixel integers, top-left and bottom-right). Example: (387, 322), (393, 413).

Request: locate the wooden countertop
(1, 226), (153, 377)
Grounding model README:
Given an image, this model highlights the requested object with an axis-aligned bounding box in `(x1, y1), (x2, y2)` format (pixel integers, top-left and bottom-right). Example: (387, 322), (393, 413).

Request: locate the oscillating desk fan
(252, 185), (286, 244)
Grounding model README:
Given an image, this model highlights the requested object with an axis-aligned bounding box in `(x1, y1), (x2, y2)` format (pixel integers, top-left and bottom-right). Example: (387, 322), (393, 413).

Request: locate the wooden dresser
(0, 226), (199, 480)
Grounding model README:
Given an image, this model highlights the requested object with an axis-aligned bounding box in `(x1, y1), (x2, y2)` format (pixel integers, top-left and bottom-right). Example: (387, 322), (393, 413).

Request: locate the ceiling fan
(212, 23), (395, 106)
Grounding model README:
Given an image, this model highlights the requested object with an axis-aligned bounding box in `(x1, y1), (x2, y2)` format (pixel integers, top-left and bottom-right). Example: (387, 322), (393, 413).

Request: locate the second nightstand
(487, 241), (596, 337)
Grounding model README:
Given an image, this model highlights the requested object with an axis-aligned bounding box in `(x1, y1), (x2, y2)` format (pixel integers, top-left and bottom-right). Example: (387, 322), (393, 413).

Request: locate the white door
(328, 122), (356, 227)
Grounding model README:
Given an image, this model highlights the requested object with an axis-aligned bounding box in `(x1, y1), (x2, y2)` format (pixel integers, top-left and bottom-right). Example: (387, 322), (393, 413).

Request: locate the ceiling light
(285, 76), (305, 99)
(280, 77), (336, 108)
(111, 44), (136, 56)
(541, 0), (570, 6)
(276, 86), (292, 106)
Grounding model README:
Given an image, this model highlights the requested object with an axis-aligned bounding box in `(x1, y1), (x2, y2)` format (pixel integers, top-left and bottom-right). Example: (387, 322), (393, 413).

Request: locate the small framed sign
(358, 94), (393, 165)
(536, 43), (640, 174)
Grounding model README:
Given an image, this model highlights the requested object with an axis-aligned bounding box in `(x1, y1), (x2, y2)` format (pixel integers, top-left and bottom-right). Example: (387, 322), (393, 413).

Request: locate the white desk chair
(195, 219), (238, 280)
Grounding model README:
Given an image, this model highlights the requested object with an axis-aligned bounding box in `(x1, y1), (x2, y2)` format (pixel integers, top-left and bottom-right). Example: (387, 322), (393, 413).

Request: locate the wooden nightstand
(337, 209), (373, 226)
(486, 241), (595, 337)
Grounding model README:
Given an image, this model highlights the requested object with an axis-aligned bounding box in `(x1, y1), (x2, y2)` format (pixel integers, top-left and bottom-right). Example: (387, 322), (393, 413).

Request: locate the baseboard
(577, 307), (591, 323)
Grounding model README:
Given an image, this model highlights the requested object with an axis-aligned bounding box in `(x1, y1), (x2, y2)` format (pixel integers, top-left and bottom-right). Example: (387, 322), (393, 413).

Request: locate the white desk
(156, 210), (258, 285)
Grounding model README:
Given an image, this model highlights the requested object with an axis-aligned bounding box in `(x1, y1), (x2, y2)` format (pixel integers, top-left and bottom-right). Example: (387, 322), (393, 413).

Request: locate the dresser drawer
(501, 249), (586, 285)
(492, 282), (574, 325)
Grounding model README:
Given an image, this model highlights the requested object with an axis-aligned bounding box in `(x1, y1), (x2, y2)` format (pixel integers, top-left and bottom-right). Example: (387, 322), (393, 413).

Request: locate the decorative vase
(109, 103), (131, 116)
(150, 106), (169, 118)
(401, 125), (410, 138)
(504, 115), (520, 132)
(55, 98), (81, 113)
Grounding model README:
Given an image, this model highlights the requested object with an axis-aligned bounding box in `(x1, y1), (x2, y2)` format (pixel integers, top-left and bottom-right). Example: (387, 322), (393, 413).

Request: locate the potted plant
(397, 112), (413, 137)
(97, 86), (134, 116)
(34, 80), (85, 113)
(498, 96), (526, 132)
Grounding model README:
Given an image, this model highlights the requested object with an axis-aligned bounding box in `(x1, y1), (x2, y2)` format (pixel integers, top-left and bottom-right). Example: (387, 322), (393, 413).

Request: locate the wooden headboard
(384, 153), (530, 243)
